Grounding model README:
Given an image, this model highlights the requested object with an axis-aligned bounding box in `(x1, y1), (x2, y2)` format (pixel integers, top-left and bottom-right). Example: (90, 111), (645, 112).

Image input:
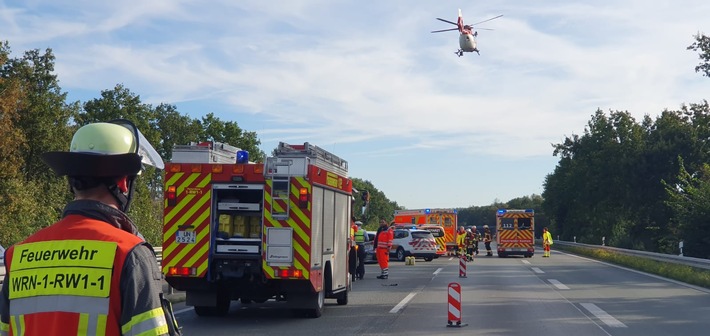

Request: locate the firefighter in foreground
(374, 220), (394, 279)
(0, 120), (180, 335)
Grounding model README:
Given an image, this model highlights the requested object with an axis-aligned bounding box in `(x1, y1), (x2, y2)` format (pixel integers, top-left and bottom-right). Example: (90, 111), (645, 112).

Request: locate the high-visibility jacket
(354, 229), (366, 243)
(376, 229), (393, 250)
(543, 231), (553, 245)
(0, 214), (169, 336)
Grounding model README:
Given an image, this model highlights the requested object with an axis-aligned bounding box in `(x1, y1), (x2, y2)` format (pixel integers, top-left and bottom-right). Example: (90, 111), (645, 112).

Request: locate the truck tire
(396, 247), (406, 262)
(305, 289), (324, 318)
(424, 257), (433, 262)
(194, 297), (230, 317)
(336, 289), (348, 305)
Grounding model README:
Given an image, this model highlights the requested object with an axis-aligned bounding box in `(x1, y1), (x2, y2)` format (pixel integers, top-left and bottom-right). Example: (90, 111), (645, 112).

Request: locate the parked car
(390, 229), (438, 262)
(362, 231), (377, 264)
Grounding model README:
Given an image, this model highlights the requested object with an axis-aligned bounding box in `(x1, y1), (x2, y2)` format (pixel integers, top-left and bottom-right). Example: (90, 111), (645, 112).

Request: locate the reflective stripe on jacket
(1, 215), (168, 336)
(377, 230), (393, 249)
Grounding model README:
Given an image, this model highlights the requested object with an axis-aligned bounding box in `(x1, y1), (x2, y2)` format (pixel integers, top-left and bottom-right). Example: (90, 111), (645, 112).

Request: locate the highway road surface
(169, 247), (710, 335)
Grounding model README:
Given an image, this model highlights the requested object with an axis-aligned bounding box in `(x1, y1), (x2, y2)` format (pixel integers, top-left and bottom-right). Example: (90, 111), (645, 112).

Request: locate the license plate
(176, 231), (196, 244)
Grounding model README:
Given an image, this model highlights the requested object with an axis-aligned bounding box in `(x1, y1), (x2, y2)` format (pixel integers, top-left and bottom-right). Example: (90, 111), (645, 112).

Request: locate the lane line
(390, 292), (417, 314)
(560, 250), (710, 294)
(531, 267), (544, 274)
(433, 268), (443, 276)
(522, 260), (531, 264)
(549, 279), (570, 289)
(581, 303), (627, 328)
(175, 307), (193, 315)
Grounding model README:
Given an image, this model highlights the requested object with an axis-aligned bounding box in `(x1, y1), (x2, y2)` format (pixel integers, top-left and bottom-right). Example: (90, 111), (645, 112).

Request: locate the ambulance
(496, 209), (535, 258)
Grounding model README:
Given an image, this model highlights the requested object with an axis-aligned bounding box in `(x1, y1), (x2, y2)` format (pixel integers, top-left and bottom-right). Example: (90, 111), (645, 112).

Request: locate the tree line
(541, 33), (710, 258)
(0, 42), (265, 246)
(0, 40), (405, 246)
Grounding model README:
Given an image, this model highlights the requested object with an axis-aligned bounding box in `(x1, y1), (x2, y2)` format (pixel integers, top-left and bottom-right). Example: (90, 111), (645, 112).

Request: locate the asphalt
(163, 280), (186, 304)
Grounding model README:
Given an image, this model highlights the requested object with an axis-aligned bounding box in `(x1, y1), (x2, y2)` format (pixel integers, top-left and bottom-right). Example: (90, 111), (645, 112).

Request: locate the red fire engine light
(254, 165), (264, 174)
(190, 164), (202, 173)
(232, 165), (244, 174)
(293, 269), (302, 278)
(211, 165), (223, 173)
(168, 266), (195, 276)
(167, 185), (177, 206)
(298, 187), (308, 208)
(169, 164), (181, 173)
(279, 269), (290, 278)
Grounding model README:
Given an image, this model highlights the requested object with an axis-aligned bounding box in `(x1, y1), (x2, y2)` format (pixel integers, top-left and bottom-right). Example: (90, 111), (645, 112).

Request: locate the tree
(664, 158), (710, 258)
(688, 33), (710, 78)
(351, 178), (403, 230)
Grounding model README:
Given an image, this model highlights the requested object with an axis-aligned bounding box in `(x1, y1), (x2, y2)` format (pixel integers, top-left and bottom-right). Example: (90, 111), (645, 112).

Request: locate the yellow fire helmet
(42, 119), (164, 177)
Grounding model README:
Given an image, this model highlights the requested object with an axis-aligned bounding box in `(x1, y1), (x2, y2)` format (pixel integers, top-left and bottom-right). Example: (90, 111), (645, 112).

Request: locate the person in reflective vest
(0, 120), (181, 336)
(348, 218), (358, 282)
(353, 221), (368, 280)
(483, 225), (493, 256)
(542, 227), (554, 257)
(374, 221), (393, 279)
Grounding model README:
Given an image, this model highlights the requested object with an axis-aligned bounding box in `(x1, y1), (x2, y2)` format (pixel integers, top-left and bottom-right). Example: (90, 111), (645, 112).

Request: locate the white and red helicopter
(431, 9), (503, 57)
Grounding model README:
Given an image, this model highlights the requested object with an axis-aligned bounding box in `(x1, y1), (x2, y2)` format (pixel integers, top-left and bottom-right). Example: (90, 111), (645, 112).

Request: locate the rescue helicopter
(431, 9), (503, 57)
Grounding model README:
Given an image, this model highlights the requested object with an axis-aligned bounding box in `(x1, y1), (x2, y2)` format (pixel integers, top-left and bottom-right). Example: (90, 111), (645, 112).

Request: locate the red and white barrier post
(446, 282), (468, 327)
(459, 255), (467, 278)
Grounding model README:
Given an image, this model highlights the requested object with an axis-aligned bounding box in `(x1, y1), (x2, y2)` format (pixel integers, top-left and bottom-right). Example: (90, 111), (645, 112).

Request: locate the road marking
(549, 279), (569, 289)
(581, 303), (627, 328)
(390, 292), (417, 314)
(433, 268), (443, 276)
(522, 260), (531, 264)
(531, 267), (544, 274)
(174, 307), (193, 315)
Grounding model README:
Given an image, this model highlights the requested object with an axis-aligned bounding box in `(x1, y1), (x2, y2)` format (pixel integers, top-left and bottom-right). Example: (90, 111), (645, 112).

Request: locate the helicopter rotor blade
(436, 18), (458, 26)
(469, 14), (503, 26)
(475, 28), (495, 31)
(431, 28), (460, 33)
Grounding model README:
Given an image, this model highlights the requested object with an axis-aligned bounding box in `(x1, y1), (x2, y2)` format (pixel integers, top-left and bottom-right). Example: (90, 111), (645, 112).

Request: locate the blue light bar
(425, 208), (431, 214)
(497, 209), (506, 215)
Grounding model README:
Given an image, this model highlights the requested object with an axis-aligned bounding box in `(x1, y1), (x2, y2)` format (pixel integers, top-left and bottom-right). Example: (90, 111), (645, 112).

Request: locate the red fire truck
(162, 141), (353, 317)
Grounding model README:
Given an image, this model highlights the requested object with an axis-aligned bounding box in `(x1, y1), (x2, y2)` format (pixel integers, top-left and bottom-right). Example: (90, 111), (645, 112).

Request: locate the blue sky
(2, 1), (709, 209)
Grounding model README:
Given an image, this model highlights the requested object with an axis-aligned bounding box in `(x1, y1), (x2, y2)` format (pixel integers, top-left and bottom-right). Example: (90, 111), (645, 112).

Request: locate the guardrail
(0, 246), (164, 284)
(553, 240), (710, 270)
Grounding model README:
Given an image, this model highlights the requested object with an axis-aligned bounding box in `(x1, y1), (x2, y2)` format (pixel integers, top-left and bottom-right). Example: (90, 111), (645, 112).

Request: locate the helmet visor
(110, 119), (165, 170)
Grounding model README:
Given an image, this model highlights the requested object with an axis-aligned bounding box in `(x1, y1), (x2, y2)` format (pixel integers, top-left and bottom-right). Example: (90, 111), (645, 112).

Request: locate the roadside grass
(552, 244), (710, 289)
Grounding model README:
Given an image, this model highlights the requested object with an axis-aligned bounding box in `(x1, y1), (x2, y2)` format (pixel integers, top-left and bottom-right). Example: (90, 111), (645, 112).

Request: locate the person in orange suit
(374, 220), (393, 279)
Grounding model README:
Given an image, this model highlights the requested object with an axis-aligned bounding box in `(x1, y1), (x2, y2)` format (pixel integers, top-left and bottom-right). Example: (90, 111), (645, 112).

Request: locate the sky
(2, 0), (709, 209)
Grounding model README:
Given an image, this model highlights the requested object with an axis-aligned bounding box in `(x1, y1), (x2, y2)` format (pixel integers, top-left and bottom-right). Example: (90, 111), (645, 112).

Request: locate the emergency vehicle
(393, 209), (458, 255)
(162, 141), (353, 318)
(496, 209), (535, 258)
(390, 229), (438, 261)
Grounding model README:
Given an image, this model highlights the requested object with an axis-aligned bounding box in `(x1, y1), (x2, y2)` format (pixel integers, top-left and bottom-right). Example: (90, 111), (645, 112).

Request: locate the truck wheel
(193, 298), (230, 317)
(424, 257), (433, 262)
(305, 289), (324, 318)
(396, 247), (406, 261)
(336, 289), (348, 305)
